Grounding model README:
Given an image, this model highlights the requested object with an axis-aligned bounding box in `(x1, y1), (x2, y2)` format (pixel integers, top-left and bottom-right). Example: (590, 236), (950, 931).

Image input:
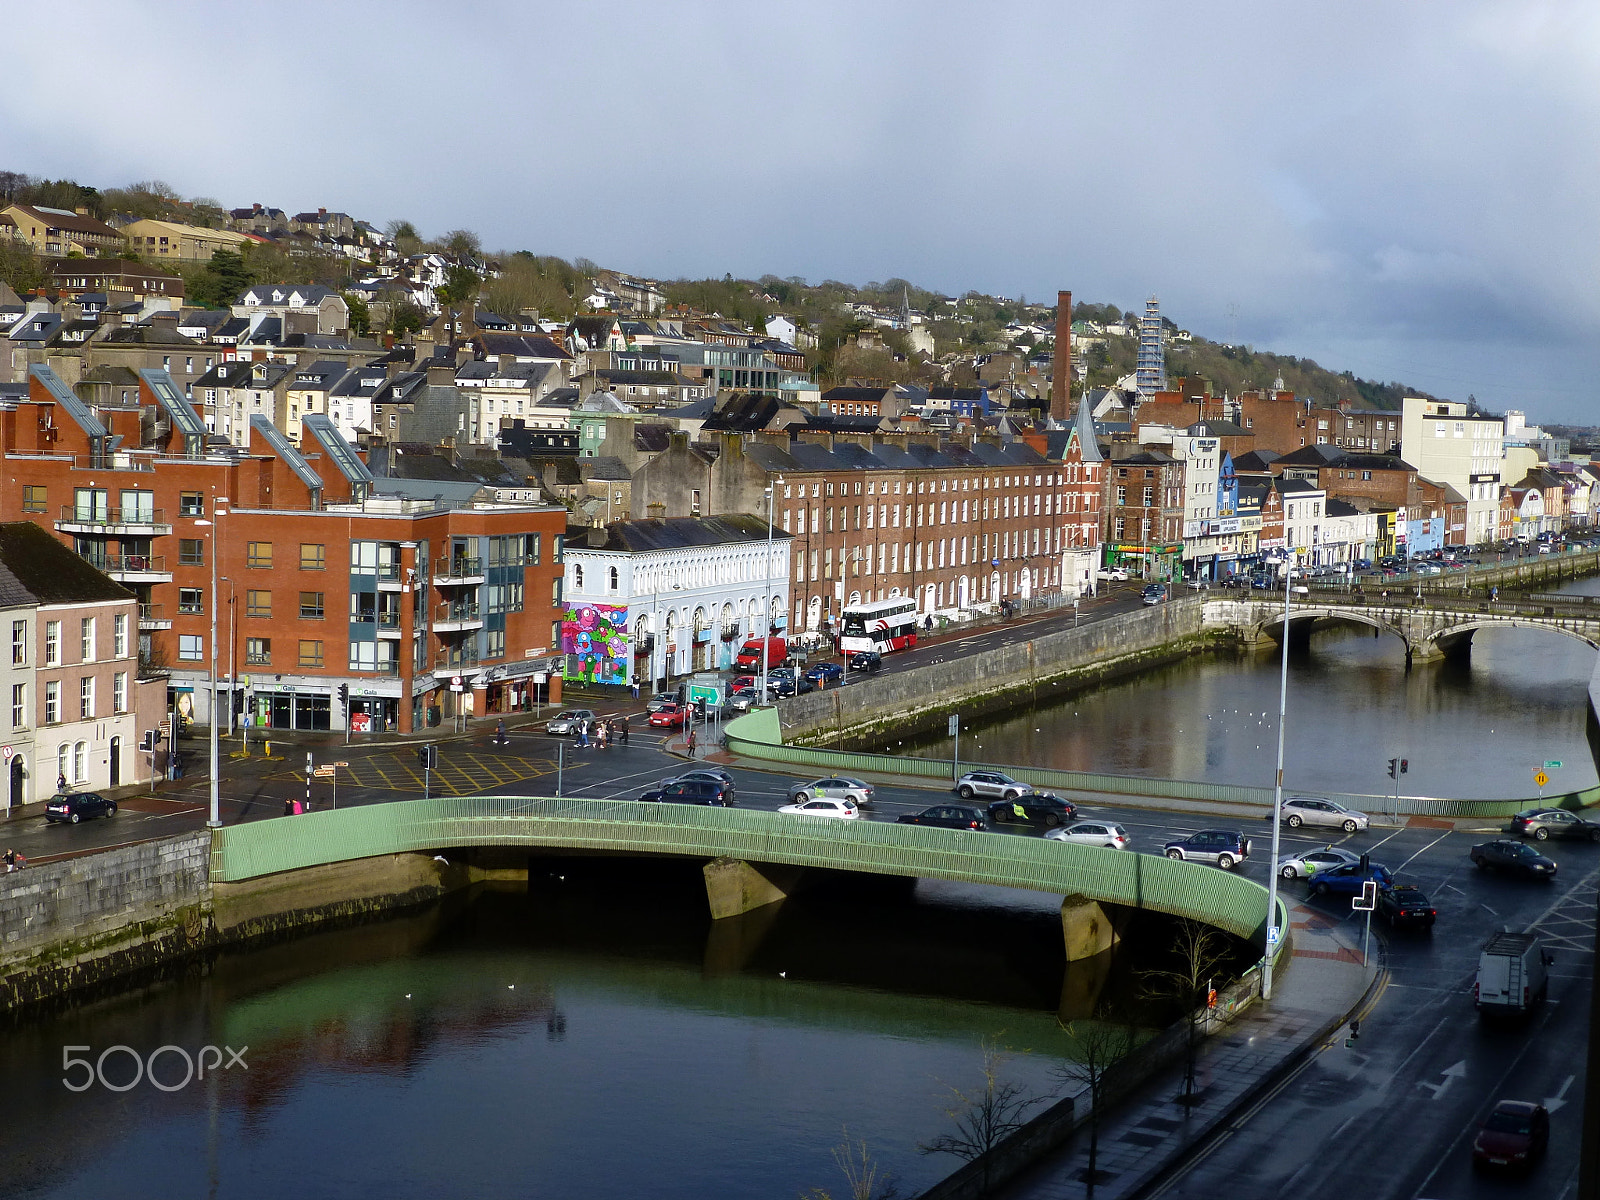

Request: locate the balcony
(375, 611), (403, 638)
(57, 505), (172, 536)
(434, 555), (484, 585)
(138, 603), (170, 630)
(96, 553), (172, 584)
(434, 647), (481, 673)
(434, 602), (483, 633)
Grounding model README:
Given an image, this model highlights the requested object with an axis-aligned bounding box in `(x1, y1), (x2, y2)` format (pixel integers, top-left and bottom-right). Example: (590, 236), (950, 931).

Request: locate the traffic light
(1400, 759), (1408, 775)
(1387, 758), (1398, 779)
(338, 683), (349, 711)
(417, 744), (437, 770)
(139, 730), (155, 752)
(693, 698), (707, 719)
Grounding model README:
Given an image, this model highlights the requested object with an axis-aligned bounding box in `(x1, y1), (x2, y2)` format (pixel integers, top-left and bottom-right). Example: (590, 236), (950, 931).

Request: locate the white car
(1276, 846), (1361, 880)
(1046, 821), (1131, 850)
(1281, 796), (1370, 833)
(786, 776), (875, 808)
(545, 709), (596, 735)
(1097, 567), (1130, 582)
(777, 797), (860, 819)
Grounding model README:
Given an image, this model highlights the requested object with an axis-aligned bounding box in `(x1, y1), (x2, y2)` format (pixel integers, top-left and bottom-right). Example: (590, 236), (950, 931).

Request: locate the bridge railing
(208, 794), (1290, 956)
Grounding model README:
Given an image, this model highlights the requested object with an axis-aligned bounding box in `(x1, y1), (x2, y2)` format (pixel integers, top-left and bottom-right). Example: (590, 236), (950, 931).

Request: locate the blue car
(1309, 861), (1393, 899)
(804, 661), (845, 685)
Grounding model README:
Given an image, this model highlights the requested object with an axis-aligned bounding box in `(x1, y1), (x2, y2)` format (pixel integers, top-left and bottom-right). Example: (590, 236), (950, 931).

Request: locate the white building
(559, 515), (793, 690)
(1400, 396), (1505, 544)
(1277, 478), (1329, 565)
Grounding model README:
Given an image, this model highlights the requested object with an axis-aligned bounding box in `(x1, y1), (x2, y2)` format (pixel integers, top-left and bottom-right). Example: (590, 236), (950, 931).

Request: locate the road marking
(1545, 1074), (1575, 1113)
(1415, 1059), (1466, 1100)
(1395, 830), (1454, 871)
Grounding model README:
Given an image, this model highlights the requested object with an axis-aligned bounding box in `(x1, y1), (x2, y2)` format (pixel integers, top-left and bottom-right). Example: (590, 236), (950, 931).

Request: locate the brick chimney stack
(1051, 290), (1072, 422)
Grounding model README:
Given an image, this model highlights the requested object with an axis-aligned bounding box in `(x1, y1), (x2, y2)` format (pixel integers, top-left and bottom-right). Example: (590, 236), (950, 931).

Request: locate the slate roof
(821, 386), (893, 402)
(0, 522), (133, 605)
(476, 333), (572, 361)
(579, 514), (791, 553)
(1231, 450), (1280, 473)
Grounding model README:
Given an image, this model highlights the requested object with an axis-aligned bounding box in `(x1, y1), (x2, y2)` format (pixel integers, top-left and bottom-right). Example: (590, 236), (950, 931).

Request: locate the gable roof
(0, 522), (133, 605)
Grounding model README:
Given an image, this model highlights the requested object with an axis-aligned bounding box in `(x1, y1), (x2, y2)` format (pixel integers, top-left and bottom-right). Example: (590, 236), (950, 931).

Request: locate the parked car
(1376, 883), (1436, 931)
(786, 776), (875, 808)
(638, 779), (736, 806)
(848, 650), (883, 672)
(1046, 821), (1131, 850)
(955, 770), (1028, 801)
(645, 692), (679, 713)
(778, 796), (860, 819)
(897, 804), (988, 831)
(769, 674), (816, 698)
(545, 709), (596, 735)
(1308, 861), (1393, 898)
(1280, 796), (1370, 833)
(45, 792), (117, 824)
(1141, 583), (1166, 605)
(1509, 807), (1600, 842)
(987, 792), (1078, 828)
(647, 703), (688, 729)
(1471, 839), (1558, 879)
(1162, 830), (1252, 870)
(1276, 846), (1361, 880)
(1472, 1100), (1550, 1171)
(804, 661), (845, 685)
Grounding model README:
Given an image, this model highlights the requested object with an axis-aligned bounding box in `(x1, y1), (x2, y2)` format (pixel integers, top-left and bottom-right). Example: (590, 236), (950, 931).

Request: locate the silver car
(956, 770), (1027, 801)
(545, 708), (596, 735)
(1281, 796), (1369, 833)
(1276, 846), (1361, 880)
(1045, 821), (1131, 850)
(786, 776), (874, 809)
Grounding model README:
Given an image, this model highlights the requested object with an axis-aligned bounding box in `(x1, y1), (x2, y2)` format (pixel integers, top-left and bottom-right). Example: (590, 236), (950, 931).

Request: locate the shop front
(254, 688), (332, 732)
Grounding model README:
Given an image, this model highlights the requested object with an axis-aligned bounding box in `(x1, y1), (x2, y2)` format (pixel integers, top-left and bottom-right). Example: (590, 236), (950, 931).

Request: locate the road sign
(312, 766), (336, 777)
(333, 761), (348, 768)
(1, 746), (10, 762)
(1534, 770), (1550, 788)
(688, 682), (721, 705)
(1545, 760), (1563, 770)
(450, 675), (464, 692)
(948, 715), (959, 736)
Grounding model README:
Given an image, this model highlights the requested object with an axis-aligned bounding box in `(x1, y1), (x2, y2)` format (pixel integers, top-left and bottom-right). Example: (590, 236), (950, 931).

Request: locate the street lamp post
(762, 478), (782, 702)
(220, 576), (236, 737)
(1263, 549), (1296, 999)
(193, 493), (227, 829)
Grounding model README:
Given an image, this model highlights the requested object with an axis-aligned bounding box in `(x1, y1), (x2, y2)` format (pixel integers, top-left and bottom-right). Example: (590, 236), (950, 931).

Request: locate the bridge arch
(1253, 607), (1414, 657)
(1417, 618), (1600, 658)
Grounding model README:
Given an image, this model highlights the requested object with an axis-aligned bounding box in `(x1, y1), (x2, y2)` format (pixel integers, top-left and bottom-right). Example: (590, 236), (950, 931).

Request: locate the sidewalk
(994, 902), (1380, 1200)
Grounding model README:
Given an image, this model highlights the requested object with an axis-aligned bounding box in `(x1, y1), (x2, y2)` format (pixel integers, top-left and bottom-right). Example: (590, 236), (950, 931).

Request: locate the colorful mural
(561, 602), (632, 685)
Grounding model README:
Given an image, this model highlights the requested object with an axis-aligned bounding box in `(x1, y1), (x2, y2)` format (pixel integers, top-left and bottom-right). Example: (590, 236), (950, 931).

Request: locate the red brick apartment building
(2, 365), (566, 734)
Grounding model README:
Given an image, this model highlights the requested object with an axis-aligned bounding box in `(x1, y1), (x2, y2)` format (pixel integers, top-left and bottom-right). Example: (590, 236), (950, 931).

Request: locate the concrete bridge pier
(702, 856), (806, 921)
(703, 899), (787, 976)
(1061, 894), (1120, 961)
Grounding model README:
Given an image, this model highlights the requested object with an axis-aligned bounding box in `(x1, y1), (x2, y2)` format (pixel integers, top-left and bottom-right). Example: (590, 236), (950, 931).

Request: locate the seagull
(433, 855), (448, 864)
(404, 993), (411, 999)
(779, 971), (787, 979)
(508, 984), (516, 990)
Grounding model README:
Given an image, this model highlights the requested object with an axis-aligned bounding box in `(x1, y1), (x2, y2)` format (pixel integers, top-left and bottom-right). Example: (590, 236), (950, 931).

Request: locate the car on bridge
(1471, 839), (1558, 879)
(44, 792), (117, 824)
(987, 792), (1077, 828)
(638, 779), (737, 806)
(1162, 830), (1252, 870)
(1509, 807), (1600, 842)
(897, 804), (987, 831)
(777, 796), (860, 819)
(1280, 795), (1370, 833)
(786, 776), (875, 809)
(956, 770), (1030, 801)
(1308, 861), (1393, 898)
(659, 768), (735, 790)
(1046, 821), (1130, 849)
(546, 709), (596, 735)
(1276, 846), (1361, 880)
(1376, 883), (1436, 932)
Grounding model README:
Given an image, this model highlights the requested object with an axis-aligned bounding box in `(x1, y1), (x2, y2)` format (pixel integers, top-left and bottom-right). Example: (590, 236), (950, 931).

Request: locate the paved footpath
(996, 903), (1378, 1200)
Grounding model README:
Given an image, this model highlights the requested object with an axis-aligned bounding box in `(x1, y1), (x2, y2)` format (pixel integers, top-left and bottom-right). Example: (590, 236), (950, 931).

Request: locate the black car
(638, 779), (736, 807)
(1471, 839), (1557, 879)
(769, 675), (817, 698)
(45, 792), (117, 824)
(1377, 884), (1436, 931)
(987, 792), (1078, 828)
(897, 804), (988, 831)
(848, 650), (883, 672)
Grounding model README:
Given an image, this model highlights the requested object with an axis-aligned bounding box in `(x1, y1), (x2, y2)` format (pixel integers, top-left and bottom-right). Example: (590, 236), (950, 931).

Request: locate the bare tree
(802, 1129), (900, 1200)
(1054, 1020), (1139, 1193)
(920, 1037), (1047, 1197)
(1140, 917), (1233, 1106)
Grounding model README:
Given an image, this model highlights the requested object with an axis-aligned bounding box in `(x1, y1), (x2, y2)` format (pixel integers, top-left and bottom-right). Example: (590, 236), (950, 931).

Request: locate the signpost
(949, 714), (961, 782)
(1534, 768), (1549, 798)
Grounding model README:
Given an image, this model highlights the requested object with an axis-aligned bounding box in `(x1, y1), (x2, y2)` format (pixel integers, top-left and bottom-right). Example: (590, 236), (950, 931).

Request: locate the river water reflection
(903, 579), (1600, 801)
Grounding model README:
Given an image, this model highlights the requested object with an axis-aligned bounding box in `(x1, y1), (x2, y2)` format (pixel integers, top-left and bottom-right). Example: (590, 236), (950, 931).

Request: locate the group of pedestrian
(282, 798), (310, 816)
(575, 718), (629, 749)
(4, 847), (23, 873)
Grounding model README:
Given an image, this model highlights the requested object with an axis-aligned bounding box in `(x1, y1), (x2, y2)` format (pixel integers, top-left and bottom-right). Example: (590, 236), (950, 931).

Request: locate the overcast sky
(6, 2), (1597, 421)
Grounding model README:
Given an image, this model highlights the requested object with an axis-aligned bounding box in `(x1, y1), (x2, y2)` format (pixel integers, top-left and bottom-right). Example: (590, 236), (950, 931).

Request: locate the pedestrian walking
(576, 724), (589, 749)
(496, 718), (507, 745)
(597, 722), (609, 749)
(620, 719), (630, 745)
(686, 729), (697, 757)
(283, 798), (294, 817)
(631, 681), (640, 701)
(4, 847), (22, 873)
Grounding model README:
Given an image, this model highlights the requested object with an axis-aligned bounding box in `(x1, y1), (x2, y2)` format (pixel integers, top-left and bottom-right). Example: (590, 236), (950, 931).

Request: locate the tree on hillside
(435, 264), (482, 307)
(0, 241), (45, 294)
(185, 248), (254, 310)
(442, 228), (481, 258)
(482, 251), (579, 320)
(388, 299), (425, 336)
(385, 219), (423, 257)
(342, 291), (372, 337)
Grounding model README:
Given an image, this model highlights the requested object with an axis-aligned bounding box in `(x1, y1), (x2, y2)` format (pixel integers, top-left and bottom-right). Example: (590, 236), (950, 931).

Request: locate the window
(80, 618), (95, 662)
(300, 543), (326, 570)
(113, 672), (127, 714)
(44, 681), (59, 724)
(608, 566), (619, 592)
(44, 621), (59, 665)
(179, 588), (204, 615)
(246, 542), (273, 568)
(21, 485), (45, 513)
(56, 744), (68, 786)
(299, 592), (325, 619)
(11, 620), (25, 666)
(74, 741), (86, 783)
(486, 629), (506, 658)
(179, 634), (203, 661)
(1143, 486), (1155, 507)
(79, 676), (94, 720)
(9, 682), (22, 729)
(298, 640), (324, 668)
(573, 564), (584, 591)
(246, 590), (271, 618)
(179, 538), (204, 565)
(179, 492), (204, 517)
(529, 533), (541, 564)
(245, 637), (271, 665)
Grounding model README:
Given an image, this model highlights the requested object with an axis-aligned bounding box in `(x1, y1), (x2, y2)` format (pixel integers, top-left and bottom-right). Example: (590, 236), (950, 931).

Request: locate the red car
(1472, 1100), (1549, 1170)
(648, 703), (687, 729)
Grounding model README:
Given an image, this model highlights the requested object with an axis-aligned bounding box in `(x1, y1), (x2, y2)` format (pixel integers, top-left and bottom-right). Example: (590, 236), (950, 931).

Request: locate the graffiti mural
(561, 602), (631, 685)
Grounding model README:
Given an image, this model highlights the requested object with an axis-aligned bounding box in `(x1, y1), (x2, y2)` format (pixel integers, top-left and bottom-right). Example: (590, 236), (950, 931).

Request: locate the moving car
(658, 768), (734, 790)
(987, 792), (1077, 828)
(545, 709), (596, 735)
(1509, 807), (1600, 842)
(1280, 796), (1370, 833)
(956, 770), (1028, 801)
(1276, 846), (1360, 880)
(786, 777), (875, 809)
(1472, 1100), (1549, 1171)
(897, 804), (987, 831)
(778, 796), (859, 819)
(803, 662), (845, 685)
(638, 779), (736, 806)
(1046, 821), (1131, 850)
(1476, 932), (1552, 1016)
(1471, 839), (1558, 879)
(1097, 567), (1130, 582)
(1162, 830), (1252, 870)
(1376, 883), (1436, 931)
(647, 702), (687, 729)
(725, 687), (760, 712)
(1141, 584), (1166, 605)
(1308, 861), (1393, 898)
(645, 692), (679, 713)
(45, 792), (117, 824)
(848, 650), (883, 672)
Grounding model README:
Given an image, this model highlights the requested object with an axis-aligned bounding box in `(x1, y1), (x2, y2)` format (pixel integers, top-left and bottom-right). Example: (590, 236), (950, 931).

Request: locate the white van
(1475, 932), (1553, 1016)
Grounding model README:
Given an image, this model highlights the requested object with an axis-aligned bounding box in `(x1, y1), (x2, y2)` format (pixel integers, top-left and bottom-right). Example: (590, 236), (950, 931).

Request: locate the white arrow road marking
(1545, 1074), (1575, 1113)
(1417, 1060), (1467, 1100)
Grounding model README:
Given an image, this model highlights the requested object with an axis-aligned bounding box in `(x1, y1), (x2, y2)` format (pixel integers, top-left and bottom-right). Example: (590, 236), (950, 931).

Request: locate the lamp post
(1262, 548), (1296, 999)
(193, 492), (227, 829)
(220, 576), (236, 737)
(762, 478), (782, 701)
